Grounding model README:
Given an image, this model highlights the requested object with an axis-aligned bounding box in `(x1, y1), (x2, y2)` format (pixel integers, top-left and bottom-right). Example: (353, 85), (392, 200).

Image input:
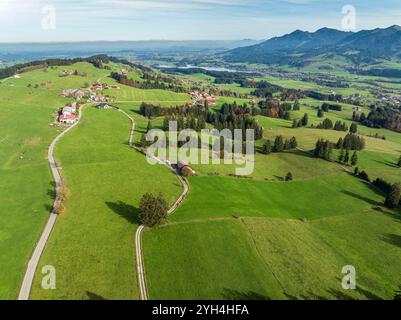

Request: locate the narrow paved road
(19, 106), (188, 301)
(119, 109), (189, 301)
(18, 106), (86, 300)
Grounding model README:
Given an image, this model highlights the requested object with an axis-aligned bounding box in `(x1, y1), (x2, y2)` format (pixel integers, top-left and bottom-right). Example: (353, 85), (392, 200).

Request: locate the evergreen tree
(317, 109), (324, 118)
(262, 140), (272, 155)
(344, 149), (350, 165)
(139, 134), (148, 148)
(351, 151), (358, 166)
(163, 116), (170, 131)
(385, 183), (401, 209)
(301, 113), (309, 127)
(336, 137), (344, 149)
(338, 149), (345, 163)
(273, 136), (284, 152)
(284, 139), (291, 150)
(289, 136), (298, 149)
(314, 139), (332, 160)
(146, 120), (153, 133)
(285, 172), (293, 181)
(293, 100), (300, 111)
(350, 123), (358, 134)
(354, 167), (359, 176)
(138, 193), (169, 227)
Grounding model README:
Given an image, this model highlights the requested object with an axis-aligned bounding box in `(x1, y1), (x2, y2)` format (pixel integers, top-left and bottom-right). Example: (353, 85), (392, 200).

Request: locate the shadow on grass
(222, 289), (271, 300)
(86, 291), (108, 300)
(382, 209), (401, 222)
(341, 190), (382, 206)
(284, 286), (383, 300)
(394, 286), (401, 300)
(373, 159), (399, 169)
(382, 233), (401, 248)
(106, 201), (139, 225)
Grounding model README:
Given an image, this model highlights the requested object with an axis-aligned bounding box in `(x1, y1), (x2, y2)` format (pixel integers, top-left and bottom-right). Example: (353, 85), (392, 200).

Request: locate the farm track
(18, 106), (188, 300)
(119, 109), (189, 301)
(18, 105), (86, 300)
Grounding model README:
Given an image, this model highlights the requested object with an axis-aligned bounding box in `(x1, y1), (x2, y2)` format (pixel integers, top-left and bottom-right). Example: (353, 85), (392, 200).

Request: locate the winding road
(18, 106), (188, 300)
(18, 106), (85, 300)
(118, 109), (189, 300)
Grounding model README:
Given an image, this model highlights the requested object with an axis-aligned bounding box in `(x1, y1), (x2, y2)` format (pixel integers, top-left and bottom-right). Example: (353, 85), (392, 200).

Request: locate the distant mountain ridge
(224, 25), (401, 64)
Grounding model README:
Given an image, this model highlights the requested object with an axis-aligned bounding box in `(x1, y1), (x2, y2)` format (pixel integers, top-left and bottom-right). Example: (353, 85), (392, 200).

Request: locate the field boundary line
(18, 105), (87, 300)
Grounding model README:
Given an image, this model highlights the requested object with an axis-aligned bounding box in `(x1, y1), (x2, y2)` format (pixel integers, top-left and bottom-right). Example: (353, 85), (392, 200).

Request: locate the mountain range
(224, 25), (401, 64)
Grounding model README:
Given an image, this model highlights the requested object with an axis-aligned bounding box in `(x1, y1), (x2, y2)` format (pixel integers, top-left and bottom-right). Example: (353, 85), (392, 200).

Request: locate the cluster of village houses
(58, 82), (122, 124)
(59, 83), (121, 106)
(189, 90), (217, 106)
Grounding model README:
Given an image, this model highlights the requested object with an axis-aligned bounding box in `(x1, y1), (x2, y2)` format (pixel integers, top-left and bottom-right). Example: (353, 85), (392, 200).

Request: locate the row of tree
(338, 149), (358, 166)
(110, 72), (187, 93)
(262, 136), (298, 154)
(292, 114), (309, 128)
(336, 133), (365, 151)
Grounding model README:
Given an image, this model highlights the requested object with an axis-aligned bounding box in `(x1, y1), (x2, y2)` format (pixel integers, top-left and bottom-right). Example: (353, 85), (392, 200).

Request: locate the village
(57, 82), (121, 124)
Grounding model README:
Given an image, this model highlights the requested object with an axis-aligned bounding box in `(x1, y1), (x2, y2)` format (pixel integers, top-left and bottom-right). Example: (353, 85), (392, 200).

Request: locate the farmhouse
(60, 88), (85, 100)
(62, 106), (75, 115)
(59, 114), (77, 125)
(177, 160), (196, 177)
(89, 93), (108, 102)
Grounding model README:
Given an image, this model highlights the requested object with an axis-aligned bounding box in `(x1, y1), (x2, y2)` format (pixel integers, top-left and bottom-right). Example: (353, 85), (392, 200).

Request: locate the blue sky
(0, 0), (400, 42)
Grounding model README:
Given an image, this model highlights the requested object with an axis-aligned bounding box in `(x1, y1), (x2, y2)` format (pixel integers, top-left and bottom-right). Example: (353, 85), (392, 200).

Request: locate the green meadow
(1, 59), (401, 301)
(30, 108), (181, 300)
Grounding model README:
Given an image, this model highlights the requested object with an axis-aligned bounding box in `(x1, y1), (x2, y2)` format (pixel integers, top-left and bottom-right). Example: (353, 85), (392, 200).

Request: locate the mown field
(0, 63), (112, 299)
(0, 61), (188, 299)
(30, 108), (182, 300)
(141, 86), (401, 300)
(2, 59), (401, 301)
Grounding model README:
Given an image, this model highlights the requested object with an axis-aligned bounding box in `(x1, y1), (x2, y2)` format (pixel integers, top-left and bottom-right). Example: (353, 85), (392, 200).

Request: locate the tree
(285, 172), (293, 181)
(397, 155), (401, 168)
(301, 113), (308, 127)
(138, 193), (169, 227)
(385, 183), (401, 209)
(163, 116), (170, 131)
(293, 100), (300, 111)
(262, 140), (272, 155)
(317, 109), (324, 118)
(314, 139), (332, 160)
(350, 123), (358, 134)
(289, 136), (298, 149)
(344, 150), (350, 165)
(351, 151), (358, 166)
(354, 167), (359, 176)
(139, 134), (148, 148)
(146, 120), (153, 133)
(336, 137), (344, 149)
(358, 170), (370, 182)
(338, 149), (345, 163)
(273, 136), (284, 152)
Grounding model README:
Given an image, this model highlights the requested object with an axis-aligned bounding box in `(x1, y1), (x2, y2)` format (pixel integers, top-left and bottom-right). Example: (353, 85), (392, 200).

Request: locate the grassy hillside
(30, 108), (181, 300)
